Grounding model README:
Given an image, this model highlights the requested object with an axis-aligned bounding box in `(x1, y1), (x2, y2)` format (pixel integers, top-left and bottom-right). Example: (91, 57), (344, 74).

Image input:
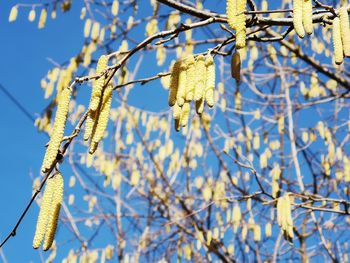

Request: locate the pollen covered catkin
(43, 173), (64, 251)
(84, 110), (97, 141)
(293, 0), (305, 38)
(339, 6), (350, 57)
(333, 17), (344, 65)
(180, 102), (191, 127)
(41, 87), (72, 173)
(302, 0), (313, 35)
(235, 0), (247, 49)
(185, 55), (196, 101)
(168, 61), (181, 107)
(194, 55), (206, 101)
(9, 6), (18, 22)
(33, 176), (55, 249)
(204, 55), (215, 108)
(89, 83), (113, 154)
(90, 55), (108, 111)
(226, 0), (237, 30)
(176, 61), (187, 106)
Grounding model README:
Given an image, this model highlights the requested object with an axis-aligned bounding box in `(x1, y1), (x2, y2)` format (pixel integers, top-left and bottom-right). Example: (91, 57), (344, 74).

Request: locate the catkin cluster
(168, 54), (215, 131)
(226, 0), (247, 49)
(332, 5), (350, 65)
(84, 55), (113, 153)
(276, 193), (294, 242)
(293, 0), (313, 38)
(33, 172), (64, 251)
(41, 87), (72, 173)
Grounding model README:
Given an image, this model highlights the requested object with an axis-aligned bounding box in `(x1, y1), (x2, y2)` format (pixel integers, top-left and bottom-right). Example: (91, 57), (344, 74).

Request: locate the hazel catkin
(185, 55), (196, 101)
(293, 0), (305, 38)
(339, 5), (350, 57)
(168, 61), (181, 107)
(41, 87), (72, 173)
(90, 55), (108, 111)
(302, 0), (313, 35)
(194, 55), (206, 101)
(226, 0), (237, 30)
(43, 172), (64, 251)
(204, 55), (215, 108)
(332, 17), (344, 65)
(235, 0), (247, 49)
(176, 61), (187, 106)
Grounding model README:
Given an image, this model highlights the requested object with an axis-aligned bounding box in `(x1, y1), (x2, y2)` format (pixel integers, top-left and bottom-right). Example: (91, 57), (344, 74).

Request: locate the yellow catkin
(91, 22), (100, 40)
(226, 0), (237, 30)
(111, 0), (119, 16)
(9, 6), (18, 22)
(194, 55), (206, 101)
(90, 55), (108, 111)
(302, 0), (313, 35)
(43, 173), (64, 251)
(38, 9), (47, 29)
(180, 102), (191, 127)
(185, 55), (196, 101)
(333, 17), (344, 65)
(231, 51), (241, 84)
(41, 87), (72, 173)
(293, 0), (305, 38)
(84, 110), (97, 141)
(168, 61), (181, 106)
(339, 6), (350, 57)
(176, 61), (187, 106)
(33, 177), (55, 249)
(173, 103), (182, 120)
(89, 83), (113, 154)
(205, 55), (215, 108)
(84, 18), (92, 38)
(235, 0), (247, 49)
(28, 9), (36, 22)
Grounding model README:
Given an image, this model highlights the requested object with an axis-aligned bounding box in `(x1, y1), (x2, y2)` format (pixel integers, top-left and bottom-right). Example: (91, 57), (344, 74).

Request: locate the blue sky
(0, 2), (84, 262)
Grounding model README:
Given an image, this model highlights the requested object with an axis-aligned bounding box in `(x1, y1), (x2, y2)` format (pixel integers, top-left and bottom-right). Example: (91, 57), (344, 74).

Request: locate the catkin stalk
(293, 0), (305, 38)
(168, 61), (181, 106)
(89, 83), (113, 154)
(90, 55), (108, 111)
(333, 17), (344, 65)
(194, 55), (206, 101)
(339, 6), (350, 57)
(33, 177), (55, 249)
(41, 87), (72, 173)
(43, 172), (64, 251)
(205, 55), (215, 108)
(302, 0), (313, 35)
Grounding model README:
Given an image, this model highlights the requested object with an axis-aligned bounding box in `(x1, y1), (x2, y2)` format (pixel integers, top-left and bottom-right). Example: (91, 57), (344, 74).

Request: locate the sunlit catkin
(226, 0), (237, 30)
(235, 0), (247, 49)
(84, 110), (97, 141)
(90, 55), (108, 111)
(43, 172), (64, 251)
(41, 87), (72, 173)
(205, 55), (215, 108)
(38, 9), (47, 29)
(84, 18), (92, 38)
(293, 0), (305, 38)
(180, 102), (191, 127)
(302, 0), (313, 35)
(111, 0), (119, 16)
(89, 83), (113, 154)
(194, 55), (206, 101)
(28, 9), (36, 22)
(176, 61), (187, 106)
(185, 55), (196, 101)
(339, 6), (350, 57)
(168, 61), (181, 106)
(91, 22), (100, 40)
(9, 6), (18, 22)
(332, 17), (344, 65)
(33, 177), (55, 249)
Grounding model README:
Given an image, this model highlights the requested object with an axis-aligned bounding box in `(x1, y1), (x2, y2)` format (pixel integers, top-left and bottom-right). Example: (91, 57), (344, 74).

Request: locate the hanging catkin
(90, 55), (108, 111)
(302, 0), (313, 35)
(332, 17), (344, 65)
(293, 0), (305, 38)
(226, 0), (237, 30)
(176, 61), (187, 106)
(89, 83), (113, 154)
(33, 176), (55, 249)
(43, 172), (64, 251)
(168, 61), (181, 106)
(205, 54), (215, 108)
(185, 55), (196, 101)
(339, 5), (350, 57)
(235, 0), (247, 49)
(180, 102), (191, 127)
(41, 87), (72, 173)
(194, 55), (206, 101)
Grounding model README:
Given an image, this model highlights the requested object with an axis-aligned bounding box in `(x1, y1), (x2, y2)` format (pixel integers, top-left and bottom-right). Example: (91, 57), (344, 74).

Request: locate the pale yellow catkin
(173, 103), (182, 120)
(293, 0), (305, 38)
(226, 0), (237, 30)
(38, 9), (47, 29)
(43, 172), (64, 251)
(185, 55), (196, 101)
(333, 17), (344, 65)
(168, 61), (181, 107)
(89, 83), (113, 154)
(339, 6), (350, 57)
(28, 9), (36, 22)
(302, 0), (313, 35)
(194, 55), (206, 101)
(84, 18), (92, 38)
(91, 22), (100, 40)
(9, 6), (18, 22)
(180, 102), (191, 127)
(90, 55), (108, 111)
(33, 177), (55, 249)
(111, 0), (119, 16)
(176, 61), (187, 106)
(205, 55), (215, 108)
(41, 87), (72, 173)
(84, 110), (97, 141)
(235, 0), (247, 49)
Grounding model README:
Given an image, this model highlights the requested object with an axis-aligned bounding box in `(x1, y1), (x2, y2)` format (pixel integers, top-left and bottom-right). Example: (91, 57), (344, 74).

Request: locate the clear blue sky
(0, 2), (84, 262)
